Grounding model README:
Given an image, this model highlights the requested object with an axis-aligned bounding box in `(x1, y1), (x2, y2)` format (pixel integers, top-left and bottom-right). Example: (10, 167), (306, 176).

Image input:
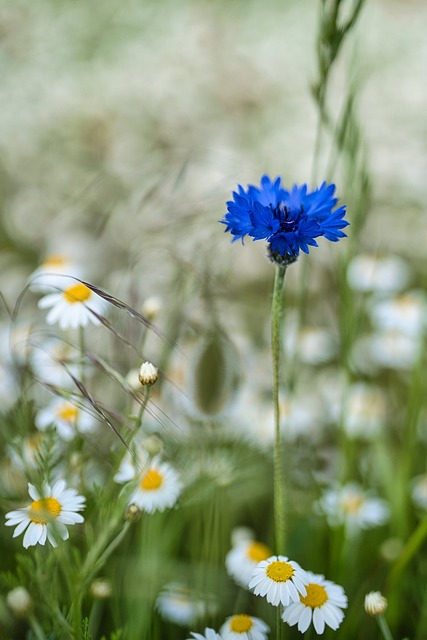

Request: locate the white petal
(298, 607), (312, 633)
(13, 519), (30, 537)
(28, 484), (40, 500)
(313, 608), (325, 634)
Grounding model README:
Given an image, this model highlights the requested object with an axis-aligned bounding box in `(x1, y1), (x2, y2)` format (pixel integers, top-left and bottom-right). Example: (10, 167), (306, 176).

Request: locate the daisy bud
(141, 296), (162, 321)
(143, 434), (163, 456)
(139, 361), (158, 386)
(125, 503), (142, 522)
(6, 587), (33, 618)
(91, 578), (112, 599)
(364, 591), (388, 616)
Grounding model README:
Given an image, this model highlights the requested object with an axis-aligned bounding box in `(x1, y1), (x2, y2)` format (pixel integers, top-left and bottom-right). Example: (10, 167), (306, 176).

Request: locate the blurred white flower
(347, 254), (410, 293)
(30, 338), (80, 387)
(411, 474), (427, 510)
(369, 291), (427, 337)
(187, 629), (222, 640)
(226, 539), (272, 589)
(353, 331), (421, 372)
(317, 483), (389, 531)
(6, 586), (33, 617)
(129, 458), (183, 513)
(157, 583), (215, 626)
(38, 282), (106, 329)
(343, 383), (386, 439)
(35, 397), (98, 441)
(29, 255), (84, 293)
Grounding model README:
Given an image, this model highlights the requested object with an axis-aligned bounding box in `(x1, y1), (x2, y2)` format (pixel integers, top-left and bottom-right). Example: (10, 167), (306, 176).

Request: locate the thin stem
(135, 385), (151, 430)
(377, 614), (395, 640)
(271, 266), (287, 554)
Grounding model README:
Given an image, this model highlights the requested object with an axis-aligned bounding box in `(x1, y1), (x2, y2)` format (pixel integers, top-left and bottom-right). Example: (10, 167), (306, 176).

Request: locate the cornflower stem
(376, 614), (394, 640)
(271, 265), (287, 555)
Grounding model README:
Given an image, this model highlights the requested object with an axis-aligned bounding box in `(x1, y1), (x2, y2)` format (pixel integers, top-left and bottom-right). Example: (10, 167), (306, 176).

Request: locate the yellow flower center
(300, 583), (328, 608)
(140, 469), (163, 491)
(56, 404), (79, 423)
(42, 255), (67, 268)
(247, 541), (272, 563)
(29, 497), (61, 524)
(229, 614), (253, 633)
(266, 560), (294, 582)
(341, 494), (364, 515)
(63, 283), (92, 304)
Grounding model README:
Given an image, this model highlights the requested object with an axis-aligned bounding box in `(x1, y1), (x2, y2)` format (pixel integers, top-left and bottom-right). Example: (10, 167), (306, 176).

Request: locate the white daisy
(38, 282), (106, 329)
(317, 483), (390, 531)
(30, 338), (80, 387)
(249, 555), (309, 607)
(5, 481), (85, 548)
(35, 397), (97, 441)
(347, 254), (409, 294)
(226, 539), (272, 589)
(220, 614), (269, 640)
(156, 582), (214, 626)
(282, 572), (347, 634)
(129, 458), (183, 513)
(411, 474), (427, 510)
(29, 254), (84, 293)
(187, 629), (222, 640)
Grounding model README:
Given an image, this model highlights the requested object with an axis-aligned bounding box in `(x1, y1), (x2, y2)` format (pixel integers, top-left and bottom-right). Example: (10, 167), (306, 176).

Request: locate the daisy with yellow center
(35, 397), (97, 441)
(317, 483), (389, 531)
(220, 614), (269, 640)
(129, 458), (183, 513)
(187, 628), (222, 640)
(5, 481), (85, 548)
(29, 254), (84, 293)
(38, 281), (106, 329)
(225, 539), (272, 589)
(249, 555), (309, 607)
(282, 571), (347, 634)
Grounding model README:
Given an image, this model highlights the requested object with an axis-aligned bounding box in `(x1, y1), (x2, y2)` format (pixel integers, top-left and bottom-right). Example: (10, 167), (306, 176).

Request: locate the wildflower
(141, 295), (162, 321)
(6, 587), (33, 617)
(317, 483), (389, 531)
(220, 614), (269, 640)
(342, 383), (386, 439)
(30, 338), (79, 387)
(282, 572), (347, 634)
(29, 255), (84, 293)
(38, 281), (106, 329)
(411, 474), (427, 510)
(347, 254), (409, 293)
(249, 555), (309, 607)
(35, 397), (97, 441)
(157, 582), (215, 626)
(226, 539), (272, 588)
(138, 361), (159, 386)
(5, 481), (85, 548)
(369, 291), (427, 337)
(129, 458), (183, 513)
(91, 579), (112, 599)
(364, 591), (387, 616)
(221, 175), (348, 265)
(187, 629), (223, 640)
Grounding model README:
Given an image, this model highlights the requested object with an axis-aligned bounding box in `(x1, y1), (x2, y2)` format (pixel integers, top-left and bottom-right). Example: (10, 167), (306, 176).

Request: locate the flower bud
(91, 578), (112, 599)
(125, 503), (142, 522)
(364, 591), (388, 616)
(138, 361), (158, 386)
(6, 587), (33, 618)
(141, 296), (162, 321)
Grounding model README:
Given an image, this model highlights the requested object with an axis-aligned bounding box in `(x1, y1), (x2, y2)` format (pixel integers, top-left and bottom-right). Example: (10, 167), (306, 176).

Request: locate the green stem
(135, 385), (151, 430)
(387, 514), (427, 590)
(29, 616), (47, 640)
(271, 266), (287, 554)
(377, 614), (394, 640)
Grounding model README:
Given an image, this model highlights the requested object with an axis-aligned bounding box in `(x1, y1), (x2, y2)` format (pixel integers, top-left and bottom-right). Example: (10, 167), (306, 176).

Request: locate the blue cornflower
(221, 175), (348, 265)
